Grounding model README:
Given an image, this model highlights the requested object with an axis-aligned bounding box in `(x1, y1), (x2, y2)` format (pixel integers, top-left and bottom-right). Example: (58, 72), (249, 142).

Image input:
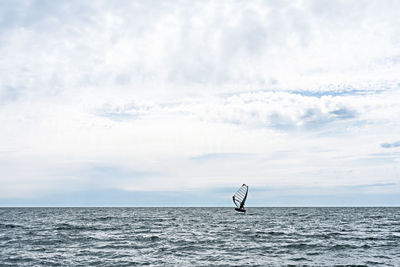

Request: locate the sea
(0, 207), (399, 266)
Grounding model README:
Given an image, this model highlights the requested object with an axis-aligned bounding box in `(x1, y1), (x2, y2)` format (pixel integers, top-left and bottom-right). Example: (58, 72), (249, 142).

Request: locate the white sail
(232, 184), (248, 210)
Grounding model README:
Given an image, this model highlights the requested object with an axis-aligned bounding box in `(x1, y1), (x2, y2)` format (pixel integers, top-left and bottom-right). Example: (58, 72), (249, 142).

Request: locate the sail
(232, 184), (248, 209)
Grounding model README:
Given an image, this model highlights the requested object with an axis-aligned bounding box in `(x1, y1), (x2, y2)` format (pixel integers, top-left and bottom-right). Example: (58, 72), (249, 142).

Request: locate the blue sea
(0, 207), (399, 266)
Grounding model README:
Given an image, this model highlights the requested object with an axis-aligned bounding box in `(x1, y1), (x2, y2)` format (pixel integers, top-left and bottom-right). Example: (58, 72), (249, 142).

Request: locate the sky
(1, 0), (400, 206)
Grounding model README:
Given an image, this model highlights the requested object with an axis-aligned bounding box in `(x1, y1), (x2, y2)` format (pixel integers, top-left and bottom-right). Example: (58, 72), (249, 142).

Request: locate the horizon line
(1, 206), (399, 208)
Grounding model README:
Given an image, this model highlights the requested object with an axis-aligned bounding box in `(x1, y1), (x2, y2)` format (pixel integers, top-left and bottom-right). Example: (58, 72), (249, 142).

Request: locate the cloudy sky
(1, 0), (400, 206)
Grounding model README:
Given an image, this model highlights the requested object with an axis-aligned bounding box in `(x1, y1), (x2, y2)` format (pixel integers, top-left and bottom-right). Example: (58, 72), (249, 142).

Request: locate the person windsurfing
(232, 184), (248, 213)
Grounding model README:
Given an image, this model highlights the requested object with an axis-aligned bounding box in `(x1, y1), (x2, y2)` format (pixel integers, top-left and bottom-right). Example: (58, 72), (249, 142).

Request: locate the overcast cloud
(1, 0), (399, 206)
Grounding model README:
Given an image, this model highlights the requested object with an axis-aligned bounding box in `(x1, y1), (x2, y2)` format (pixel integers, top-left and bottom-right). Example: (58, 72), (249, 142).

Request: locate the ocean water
(0, 207), (399, 266)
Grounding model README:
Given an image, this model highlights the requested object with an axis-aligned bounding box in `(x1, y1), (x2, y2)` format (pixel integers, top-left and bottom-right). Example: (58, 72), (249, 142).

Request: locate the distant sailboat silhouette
(232, 184), (248, 213)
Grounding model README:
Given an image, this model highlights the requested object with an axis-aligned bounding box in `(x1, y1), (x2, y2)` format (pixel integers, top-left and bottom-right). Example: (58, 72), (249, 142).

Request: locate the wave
(1, 207), (399, 266)
(0, 223), (22, 229)
(54, 223), (114, 231)
(93, 216), (115, 221)
(329, 244), (371, 250)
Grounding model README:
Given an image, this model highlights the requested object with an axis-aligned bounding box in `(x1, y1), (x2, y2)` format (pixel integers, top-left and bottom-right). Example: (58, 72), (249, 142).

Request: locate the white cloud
(2, 0), (400, 99)
(1, 0), (400, 203)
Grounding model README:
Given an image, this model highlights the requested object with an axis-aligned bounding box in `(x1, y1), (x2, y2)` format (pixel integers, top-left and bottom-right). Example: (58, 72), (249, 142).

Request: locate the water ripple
(0, 207), (399, 266)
